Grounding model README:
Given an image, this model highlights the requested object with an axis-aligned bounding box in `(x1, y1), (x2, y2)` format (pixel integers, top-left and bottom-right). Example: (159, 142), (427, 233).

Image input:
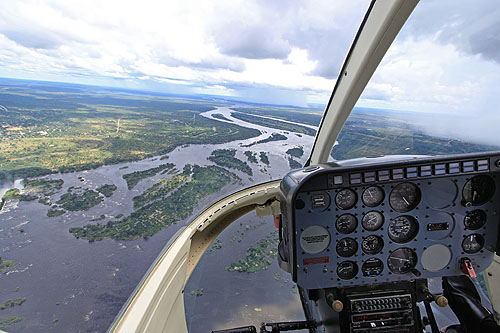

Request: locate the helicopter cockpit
(108, 1), (500, 332)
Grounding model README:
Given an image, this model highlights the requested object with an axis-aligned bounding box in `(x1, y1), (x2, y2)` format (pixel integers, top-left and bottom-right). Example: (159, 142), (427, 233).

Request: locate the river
(0, 107), (313, 332)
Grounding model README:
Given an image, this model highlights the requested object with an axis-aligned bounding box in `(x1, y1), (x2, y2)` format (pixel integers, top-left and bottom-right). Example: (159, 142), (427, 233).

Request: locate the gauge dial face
(387, 248), (418, 274)
(388, 216), (419, 243)
(463, 175), (495, 206)
(362, 186), (385, 207)
(337, 261), (358, 280)
(362, 211), (384, 231)
(362, 258), (383, 277)
(336, 214), (358, 234)
(335, 189), (357, 210)
(389, 182), (421, 213)
(362, 235), (384, 255)
(462, 234), (485, 254)
(464, 210), (487, 230)
(336, 237), (358, 257)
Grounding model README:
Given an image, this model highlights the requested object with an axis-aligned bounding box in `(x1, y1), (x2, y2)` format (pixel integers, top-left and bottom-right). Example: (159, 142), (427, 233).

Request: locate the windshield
(0, 1), (370, 332)
(332, 0), (500, 161)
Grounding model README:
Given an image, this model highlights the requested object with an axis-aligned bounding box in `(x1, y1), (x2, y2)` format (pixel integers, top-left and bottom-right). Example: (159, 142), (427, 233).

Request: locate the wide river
(0, 107), (315, 332)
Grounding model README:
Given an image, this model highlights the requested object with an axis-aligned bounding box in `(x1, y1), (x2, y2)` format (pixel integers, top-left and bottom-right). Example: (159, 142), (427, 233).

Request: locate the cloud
(214, 24), (291, 60)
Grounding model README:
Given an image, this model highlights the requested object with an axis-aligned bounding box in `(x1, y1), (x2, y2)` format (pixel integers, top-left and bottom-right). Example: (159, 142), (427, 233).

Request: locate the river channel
(0, 107), (315, 332)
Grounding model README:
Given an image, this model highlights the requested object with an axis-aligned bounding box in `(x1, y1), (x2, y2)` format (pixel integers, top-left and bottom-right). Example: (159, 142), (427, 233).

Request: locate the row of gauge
(336, 248), (418, 280)
(335, 232), (485, 259)
(334, 183), (420, 212)
(333, 175), (496, 211)
(337, 209), (487, 236)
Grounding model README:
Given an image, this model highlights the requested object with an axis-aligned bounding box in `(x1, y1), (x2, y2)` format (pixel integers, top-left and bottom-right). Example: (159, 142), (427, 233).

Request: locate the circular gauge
(463, 175), (495, 206)
(388, 216), (419, 243)
(362, 211), (384, 231)
(362, 186), (385, 207)
(336, 214), (358, 234)
(362, 258), (383, 277)
(388, 248), (418, 274)
(362, 235), (384, 255)
(336, 237), (358, 257)
(337, 261), (358, 280)
(462, 234), (485, 254)
(389, 182), (421, 213)
(335, 189), (357, 210)
(464, 210), (487, 230)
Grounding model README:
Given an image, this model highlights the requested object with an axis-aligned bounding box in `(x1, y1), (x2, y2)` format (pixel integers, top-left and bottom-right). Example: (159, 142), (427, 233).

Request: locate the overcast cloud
(0, 0), (499, 128)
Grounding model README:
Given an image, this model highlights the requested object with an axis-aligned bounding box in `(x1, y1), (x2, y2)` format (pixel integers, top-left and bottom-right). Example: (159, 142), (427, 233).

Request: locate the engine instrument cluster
(279, 152), (500, 289)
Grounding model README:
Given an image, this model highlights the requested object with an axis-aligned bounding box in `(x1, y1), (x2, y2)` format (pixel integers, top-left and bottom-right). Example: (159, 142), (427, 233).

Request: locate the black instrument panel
(279, 152), (500, 289)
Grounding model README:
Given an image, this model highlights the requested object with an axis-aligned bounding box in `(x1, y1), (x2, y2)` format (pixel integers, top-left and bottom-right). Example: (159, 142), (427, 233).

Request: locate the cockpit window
(332, 1), (500, 161)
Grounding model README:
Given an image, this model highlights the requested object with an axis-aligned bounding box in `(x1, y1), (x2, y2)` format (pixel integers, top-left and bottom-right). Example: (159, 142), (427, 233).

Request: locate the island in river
(0, 78), (498, 332)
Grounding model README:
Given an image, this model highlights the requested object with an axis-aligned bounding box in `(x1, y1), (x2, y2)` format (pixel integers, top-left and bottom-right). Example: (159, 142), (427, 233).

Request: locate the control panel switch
(461, 258), (477, 278)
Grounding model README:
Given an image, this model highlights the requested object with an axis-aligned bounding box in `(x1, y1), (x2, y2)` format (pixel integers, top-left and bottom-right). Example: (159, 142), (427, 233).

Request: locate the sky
(0, 0), (499, 125)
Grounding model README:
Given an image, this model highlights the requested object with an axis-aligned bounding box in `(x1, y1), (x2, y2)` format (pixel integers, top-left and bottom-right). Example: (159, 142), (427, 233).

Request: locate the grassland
(56, 187), (102, 211)
(0, 79), (260, 181)
(241, 133), (287, 148)
(207, 149), (253, 176)
(132, 173), (187, 209)
(288, 158), (302, 170)
(0, 258), (16, 274)
(259, 152), (270, 165)
(231, 111), (317, 136)
(226, 231), (279, 273)
(286, 146), (304, 158)
(69, 164), (238, 240)
(122, 163), (175, 190)
(332, 109), (498, 160)
(244, 151), (258, 164)
(0, 316), (23, 330)
(0, 298), (26, 310)
(96, 184), (117, 197)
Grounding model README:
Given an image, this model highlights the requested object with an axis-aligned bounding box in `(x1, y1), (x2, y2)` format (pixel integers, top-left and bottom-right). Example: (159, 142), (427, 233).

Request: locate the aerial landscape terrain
(0, 78), (497, 332)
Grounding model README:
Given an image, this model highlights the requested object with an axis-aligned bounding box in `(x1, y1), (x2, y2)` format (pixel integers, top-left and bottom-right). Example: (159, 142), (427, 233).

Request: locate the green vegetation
(96, 184), (117, 197)
(1, 188), (37, 201)
(206, 239), (223, 254)
(56, 187), (102, 211)
(122, 163), (175, 190)
(288, 157), (302, 169)
(208, 149), (253, 176)
(91, 214), (106, 221)
(241, 133), (287, 148)
(226, 231), (279, 273)
(0, 316), (24, 330)
(244, 151), (258, 164)
(159, 155), (169, 160)
(24, 178), (64, 196)
(190, 288), (204, 296)
(0, 258), (16, 274)
(0, 298), (26, 310)
(115, 214), (124, 219)
(212, 113), (232, 122)
(132, 174), (188, 209)
(286, 146), (304, 158)
(0, 79), (260, 181)
(231, 112), (316, 136)
(231, 106), (322, 127)
(259, 152), (270, 166)
(69, 165), (238, 240)
(47, 208), (65, 217)
(332, 109), (497, 160)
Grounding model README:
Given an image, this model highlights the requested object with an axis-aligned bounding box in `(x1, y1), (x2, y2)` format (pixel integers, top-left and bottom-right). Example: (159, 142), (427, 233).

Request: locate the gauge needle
(402, 196), (410, 205)
(473, 191), (477, 201)
(394, 257), (411, 262)
(369, 191), (374, 199)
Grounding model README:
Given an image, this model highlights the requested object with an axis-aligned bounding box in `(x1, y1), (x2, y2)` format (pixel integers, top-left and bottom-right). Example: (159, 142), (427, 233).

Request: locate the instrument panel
(279, 152), (500, 289)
